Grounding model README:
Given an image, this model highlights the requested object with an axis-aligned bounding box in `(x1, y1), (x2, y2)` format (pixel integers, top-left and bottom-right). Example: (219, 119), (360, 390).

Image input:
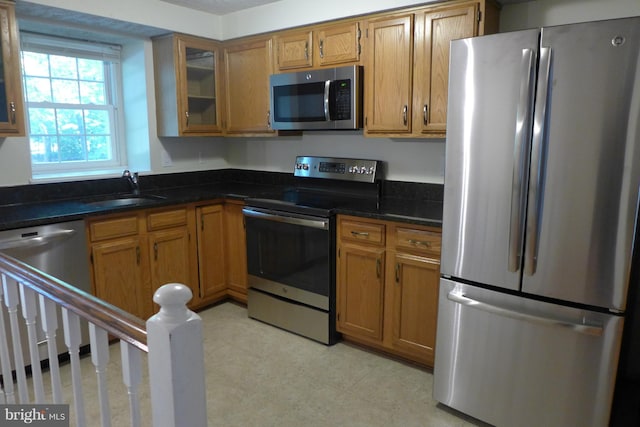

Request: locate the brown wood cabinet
(224, 201), (248, 303)
(88, 200), (248, 316)
(196, 204), (227, 301)
(222, 37), (275, 136)
(153, 33), (223, 136)
(364, 0), (499, 138)
(274, 21), (362, 72)
(88, 206), (198, 319)
(0, 0), (25, 136)
(336, 215), (441, 366)
(88, 214), (150, 319)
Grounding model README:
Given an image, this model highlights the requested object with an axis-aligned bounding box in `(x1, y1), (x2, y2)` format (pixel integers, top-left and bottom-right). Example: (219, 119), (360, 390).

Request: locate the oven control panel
(294, 156), (382, 182)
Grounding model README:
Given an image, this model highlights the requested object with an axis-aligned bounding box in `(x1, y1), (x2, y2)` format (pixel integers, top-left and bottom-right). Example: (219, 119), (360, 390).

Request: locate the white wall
(2, 0), (639, 187)
(501, 0), (640, 32)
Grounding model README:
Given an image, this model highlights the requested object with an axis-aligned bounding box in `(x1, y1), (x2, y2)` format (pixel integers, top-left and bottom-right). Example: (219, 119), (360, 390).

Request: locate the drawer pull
(409, 239), (432, 248)
(351, 231), (369, 237)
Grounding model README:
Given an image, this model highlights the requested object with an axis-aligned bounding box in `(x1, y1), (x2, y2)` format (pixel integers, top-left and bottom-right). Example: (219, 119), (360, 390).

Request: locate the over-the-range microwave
(269, 65), (363, 130)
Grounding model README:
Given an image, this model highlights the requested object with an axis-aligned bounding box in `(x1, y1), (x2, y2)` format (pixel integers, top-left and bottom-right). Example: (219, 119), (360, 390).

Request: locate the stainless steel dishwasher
(0, 220), (91, 368)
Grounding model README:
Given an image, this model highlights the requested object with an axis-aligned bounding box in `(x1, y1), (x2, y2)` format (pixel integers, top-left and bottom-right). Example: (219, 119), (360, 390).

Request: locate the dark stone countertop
(0, 170), (443, 231)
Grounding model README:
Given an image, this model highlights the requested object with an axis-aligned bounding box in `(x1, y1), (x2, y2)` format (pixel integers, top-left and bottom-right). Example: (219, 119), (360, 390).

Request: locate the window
(20, 33), (126, 179)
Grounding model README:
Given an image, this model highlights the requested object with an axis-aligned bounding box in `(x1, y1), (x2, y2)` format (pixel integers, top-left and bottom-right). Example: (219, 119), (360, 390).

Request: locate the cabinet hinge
(477, 10), (482, 22)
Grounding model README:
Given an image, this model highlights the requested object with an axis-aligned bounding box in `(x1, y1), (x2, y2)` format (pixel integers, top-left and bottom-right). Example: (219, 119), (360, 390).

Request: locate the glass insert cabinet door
(178, 36), (221, 133)
(0, 1), (25, 135)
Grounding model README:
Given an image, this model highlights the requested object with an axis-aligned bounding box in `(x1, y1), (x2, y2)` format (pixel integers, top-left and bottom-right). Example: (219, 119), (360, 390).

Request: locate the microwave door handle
(324, 80), (331, 121)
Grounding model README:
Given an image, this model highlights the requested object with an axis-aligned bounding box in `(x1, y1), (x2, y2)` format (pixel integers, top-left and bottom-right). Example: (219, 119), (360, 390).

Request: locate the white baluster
(120, 341), (143, 427)
(147, 283), (207, 427)
(62, 308), (86, 427)
(39, 296), (63, 403)
(0, 275), (16, 404)
(19, 284), (45, 403)
(89, 324), (111, 427)
(2, 276), (29, 403)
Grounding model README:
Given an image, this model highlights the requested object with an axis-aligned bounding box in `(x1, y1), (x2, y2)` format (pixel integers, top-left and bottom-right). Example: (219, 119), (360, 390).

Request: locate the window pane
(52, 79), (80, 103)
(87, 135), (111, 161)
(59, 136), (85, 161)
(78, 58), (104, 82)
(84, 109), (109, 134)
(57, 109), (84, 135)
(22, 52), (50, 77)
(24, 76), (52, 102)
(28, 108), (57, 135)
(50, 55), (77, 79)
(80, 81), (105, 104)
(30, 136), (59, 164)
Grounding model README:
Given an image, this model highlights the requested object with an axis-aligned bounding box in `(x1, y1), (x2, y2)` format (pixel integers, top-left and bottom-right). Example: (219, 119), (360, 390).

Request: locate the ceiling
(158, 0), (283, 15)
(159, 0), (528, 15)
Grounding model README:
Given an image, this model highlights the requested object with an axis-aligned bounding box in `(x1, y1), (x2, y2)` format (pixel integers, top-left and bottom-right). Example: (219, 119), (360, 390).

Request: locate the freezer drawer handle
(447, 291), (603, 336)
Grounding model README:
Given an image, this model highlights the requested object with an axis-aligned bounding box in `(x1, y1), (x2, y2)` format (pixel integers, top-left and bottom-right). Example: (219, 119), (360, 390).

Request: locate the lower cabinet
(87, 200), (249, 318)
(336, 215), (441, 366)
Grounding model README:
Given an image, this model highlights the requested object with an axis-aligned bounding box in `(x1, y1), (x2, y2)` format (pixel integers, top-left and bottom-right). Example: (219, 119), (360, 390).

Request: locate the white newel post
(147, 283), (207, 427)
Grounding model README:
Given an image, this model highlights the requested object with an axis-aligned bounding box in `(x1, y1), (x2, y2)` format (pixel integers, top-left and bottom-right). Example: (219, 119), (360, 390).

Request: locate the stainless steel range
(243, 156), (382, 344)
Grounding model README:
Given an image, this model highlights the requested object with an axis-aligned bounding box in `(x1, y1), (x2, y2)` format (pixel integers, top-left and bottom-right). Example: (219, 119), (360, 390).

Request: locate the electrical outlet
(161, 148), (173, 167)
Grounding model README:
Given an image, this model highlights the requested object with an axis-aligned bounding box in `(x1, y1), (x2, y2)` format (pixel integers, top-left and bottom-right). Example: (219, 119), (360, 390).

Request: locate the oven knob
(302, 164), (309, 170)
(360, 166), (367, 174)
(369, 166), (376, 175)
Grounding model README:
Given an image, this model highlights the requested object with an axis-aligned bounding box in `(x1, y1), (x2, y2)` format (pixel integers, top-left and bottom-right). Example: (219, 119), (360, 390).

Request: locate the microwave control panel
(294, 156), (381, 183)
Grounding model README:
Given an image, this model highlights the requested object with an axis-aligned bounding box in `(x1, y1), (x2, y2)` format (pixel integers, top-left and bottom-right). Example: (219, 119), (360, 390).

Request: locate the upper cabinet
(0, 0), (25, 136)
(153, 33), (223, 136)
(364, 0), (499, 138)
(274, 21), (362, 72)
(222, 36), (275, 136)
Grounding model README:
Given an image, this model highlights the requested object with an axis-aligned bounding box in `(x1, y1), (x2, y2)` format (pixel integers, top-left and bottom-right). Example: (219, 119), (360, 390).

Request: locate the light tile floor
(42, 301), (490, 426)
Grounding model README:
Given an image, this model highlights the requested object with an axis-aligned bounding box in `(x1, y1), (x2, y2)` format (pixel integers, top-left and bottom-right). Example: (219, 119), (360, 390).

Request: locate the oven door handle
(242, 208), (329, 230)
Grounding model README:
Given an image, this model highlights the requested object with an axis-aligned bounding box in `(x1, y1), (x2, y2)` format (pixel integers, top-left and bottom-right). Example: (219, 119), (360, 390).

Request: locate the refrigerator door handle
(508, 48), (536, 272)
(447, 290), (603, 336)
(524, 47), (552, 276)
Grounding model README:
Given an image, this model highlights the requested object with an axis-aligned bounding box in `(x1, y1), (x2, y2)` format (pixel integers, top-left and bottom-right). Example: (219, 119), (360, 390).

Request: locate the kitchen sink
(83, 194), (167, 209)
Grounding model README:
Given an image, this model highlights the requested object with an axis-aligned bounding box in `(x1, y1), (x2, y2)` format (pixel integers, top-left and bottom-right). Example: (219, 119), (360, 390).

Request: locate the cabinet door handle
(395, 263), (400, 283)
(423, 104), (428, 125)
(9, 102), (16, 125)
(350, 230), (369, 238)
(409, 239), (432, 248)
(185, 110), (190, 127)
(154, 242), (158, 260)
(319, 39), (324, 58)
(267, 110), (271, 128)
(376, 258), (381, 279)
(304, 41), (309, 60)
(402, 105), (408, 126)
(136, 246), (140, 265)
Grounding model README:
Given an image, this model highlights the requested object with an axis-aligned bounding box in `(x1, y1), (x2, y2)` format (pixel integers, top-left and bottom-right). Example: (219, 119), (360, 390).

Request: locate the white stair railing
(0, 252), (208, 427)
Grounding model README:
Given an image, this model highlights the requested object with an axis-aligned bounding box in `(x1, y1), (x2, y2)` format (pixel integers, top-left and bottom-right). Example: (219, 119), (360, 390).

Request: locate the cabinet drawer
(147, 208), (188, 231)
(395, 227), (441, 257)
(89, 216), (139, 241)
(340, 219), (385, 246)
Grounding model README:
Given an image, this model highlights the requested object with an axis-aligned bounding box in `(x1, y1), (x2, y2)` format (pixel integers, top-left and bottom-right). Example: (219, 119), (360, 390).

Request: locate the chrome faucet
(122, 169), (140, 195)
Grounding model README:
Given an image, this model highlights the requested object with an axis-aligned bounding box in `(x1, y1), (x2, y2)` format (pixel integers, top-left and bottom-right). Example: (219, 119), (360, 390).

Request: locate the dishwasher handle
(447, 290), (603, 336)
(0, 229), (77, 251)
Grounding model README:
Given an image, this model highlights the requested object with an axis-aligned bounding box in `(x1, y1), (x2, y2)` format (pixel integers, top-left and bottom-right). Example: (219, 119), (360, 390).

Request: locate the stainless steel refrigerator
(433, 17), (640, 427)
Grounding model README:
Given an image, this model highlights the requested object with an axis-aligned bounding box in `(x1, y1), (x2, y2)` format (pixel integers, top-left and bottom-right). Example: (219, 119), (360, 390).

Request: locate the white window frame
(20, 32), (127, 180)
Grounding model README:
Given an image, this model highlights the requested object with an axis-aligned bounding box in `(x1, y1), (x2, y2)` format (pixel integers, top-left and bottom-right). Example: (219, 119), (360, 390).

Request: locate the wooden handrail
(0, 252), (148, 352)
